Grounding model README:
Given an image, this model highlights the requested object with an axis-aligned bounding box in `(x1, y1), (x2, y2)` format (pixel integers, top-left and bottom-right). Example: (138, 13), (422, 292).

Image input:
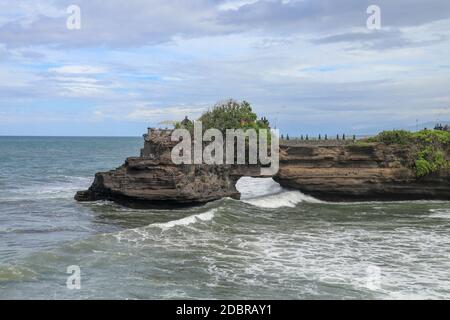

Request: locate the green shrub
(370, 129), (450, 178)
(367, 130), (414, 145)
(369, 129), (450, 146)
(415, 129), (450, 145)
(415, 159), (433, 177)
(353, 141), (374, 147)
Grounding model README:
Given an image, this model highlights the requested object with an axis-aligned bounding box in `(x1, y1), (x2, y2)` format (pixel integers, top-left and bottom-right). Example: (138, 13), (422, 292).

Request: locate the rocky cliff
(74, 160), (241, 208)
(75, 128), (262, 208)
(75, 130), (450, 207)
(275, 141), (450, 201)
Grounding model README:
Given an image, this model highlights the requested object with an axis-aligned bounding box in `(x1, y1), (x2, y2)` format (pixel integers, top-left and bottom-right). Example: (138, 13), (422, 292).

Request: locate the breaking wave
(429, 208), (450, 219)
(237, 177), (322, 208)
(242, 190), (322, 208)
(150, 209), (216, 230)
(114, 209), (217, 243)
(236, 177), (283, 199)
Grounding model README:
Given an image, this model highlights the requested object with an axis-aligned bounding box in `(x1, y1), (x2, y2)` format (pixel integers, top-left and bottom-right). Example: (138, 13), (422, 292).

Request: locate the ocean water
(0, 137), (449, 299)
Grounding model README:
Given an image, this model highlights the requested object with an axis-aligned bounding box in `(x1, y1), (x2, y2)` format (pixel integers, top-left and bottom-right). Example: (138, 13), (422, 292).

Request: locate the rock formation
(275, 141), (450, 201)
(75, 129), (450, 207)
(75, 128), (260, 208)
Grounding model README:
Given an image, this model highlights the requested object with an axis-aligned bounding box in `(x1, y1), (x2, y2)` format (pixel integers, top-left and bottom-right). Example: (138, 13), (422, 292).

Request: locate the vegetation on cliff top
(368, 129), (450, 177)
(176, 99), (270, 136)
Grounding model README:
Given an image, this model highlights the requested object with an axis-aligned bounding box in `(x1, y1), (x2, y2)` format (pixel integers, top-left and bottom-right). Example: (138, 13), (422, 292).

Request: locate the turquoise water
(0, 137), (449, 299)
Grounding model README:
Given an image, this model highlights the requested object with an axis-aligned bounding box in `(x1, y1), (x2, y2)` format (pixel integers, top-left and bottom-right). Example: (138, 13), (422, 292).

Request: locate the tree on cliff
(176, 99), (270, 134)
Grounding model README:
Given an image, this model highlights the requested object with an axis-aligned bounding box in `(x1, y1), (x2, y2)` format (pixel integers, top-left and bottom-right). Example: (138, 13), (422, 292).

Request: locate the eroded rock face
(75, 129), (450, 207)
(274, 142), (450, 201)
(75, 129), (242, 208)
(75, 159), (241, 208)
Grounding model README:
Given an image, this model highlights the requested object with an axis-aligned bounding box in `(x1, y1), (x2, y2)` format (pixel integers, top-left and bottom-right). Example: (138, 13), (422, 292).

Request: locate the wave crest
(236, 177), (321, 208)
(114, 209), (217, 243)
(242, 190), (322, 208)
(150, 209), (216, 230)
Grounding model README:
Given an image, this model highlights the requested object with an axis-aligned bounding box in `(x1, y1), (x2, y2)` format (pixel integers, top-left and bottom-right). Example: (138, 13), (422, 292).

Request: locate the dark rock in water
(75, 129), (450, 207)
(75, 128), (262, 208)
(75, 160), (242, 208)
(75, 129), (244, 208)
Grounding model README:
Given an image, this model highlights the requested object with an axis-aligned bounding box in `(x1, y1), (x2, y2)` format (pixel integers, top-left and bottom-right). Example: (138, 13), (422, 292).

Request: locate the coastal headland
(75, 127), (450, 207)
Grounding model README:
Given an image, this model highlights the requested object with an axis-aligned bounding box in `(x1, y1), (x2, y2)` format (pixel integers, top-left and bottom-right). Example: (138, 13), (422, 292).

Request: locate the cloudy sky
(0, 0), (449, 136)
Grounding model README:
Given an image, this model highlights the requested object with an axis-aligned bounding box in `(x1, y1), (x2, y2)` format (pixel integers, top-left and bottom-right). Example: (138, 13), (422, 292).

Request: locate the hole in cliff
(236, 177), (283, 200)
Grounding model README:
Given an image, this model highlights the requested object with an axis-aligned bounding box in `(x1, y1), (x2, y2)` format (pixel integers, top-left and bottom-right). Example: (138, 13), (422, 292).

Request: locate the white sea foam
(150, 209), (216, 230)
(429, 208), (450, 219)
(114, 209), (217, 243)
(242, 190), (322, 208)
(236, 177), (283, 199)
(236, 177), (321, 208)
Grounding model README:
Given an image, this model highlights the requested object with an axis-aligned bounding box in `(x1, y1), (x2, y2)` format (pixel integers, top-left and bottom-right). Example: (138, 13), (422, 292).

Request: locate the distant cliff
(75, 129), (450, 207)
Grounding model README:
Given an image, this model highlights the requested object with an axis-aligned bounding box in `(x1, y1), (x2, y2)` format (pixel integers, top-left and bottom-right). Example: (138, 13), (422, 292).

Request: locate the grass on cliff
(368, 129), (450, 177)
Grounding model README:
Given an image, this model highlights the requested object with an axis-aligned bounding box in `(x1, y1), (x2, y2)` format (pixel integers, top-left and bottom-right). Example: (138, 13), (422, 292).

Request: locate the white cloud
(1, 0), (450, 135)
(126, 106), (206, 121)
(218, 0), (260, 11)
(49, 65), (107, 74)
